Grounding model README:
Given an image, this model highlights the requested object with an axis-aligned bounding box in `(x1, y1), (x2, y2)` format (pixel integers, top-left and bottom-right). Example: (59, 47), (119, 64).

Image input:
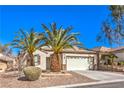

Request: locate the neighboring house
(0, 53), (16, 72)
(32, 46), (97, 71)
(92, 46), (124, 65)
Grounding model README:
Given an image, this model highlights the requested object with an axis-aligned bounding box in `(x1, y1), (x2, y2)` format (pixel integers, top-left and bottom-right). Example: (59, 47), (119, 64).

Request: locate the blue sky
(0, 5), (110, 54)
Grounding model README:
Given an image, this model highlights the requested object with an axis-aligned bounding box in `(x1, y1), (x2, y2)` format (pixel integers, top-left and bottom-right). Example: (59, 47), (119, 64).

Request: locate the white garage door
(66, 56), (91, 70)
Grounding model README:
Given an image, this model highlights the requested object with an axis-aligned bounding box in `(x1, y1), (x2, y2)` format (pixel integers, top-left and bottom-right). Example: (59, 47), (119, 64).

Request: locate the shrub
(23, 66), (42, 81)
(118, 61), (124, 66)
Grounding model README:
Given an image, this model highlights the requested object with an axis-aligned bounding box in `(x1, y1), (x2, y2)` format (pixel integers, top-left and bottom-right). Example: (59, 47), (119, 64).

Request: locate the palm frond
(41, 23), (82, 53)
(41, 24), (54, 41)
(50, 22), (57, 36)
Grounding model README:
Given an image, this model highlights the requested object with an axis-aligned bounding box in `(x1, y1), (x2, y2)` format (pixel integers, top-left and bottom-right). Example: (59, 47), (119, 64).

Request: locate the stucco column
(96, 51), (100, 70)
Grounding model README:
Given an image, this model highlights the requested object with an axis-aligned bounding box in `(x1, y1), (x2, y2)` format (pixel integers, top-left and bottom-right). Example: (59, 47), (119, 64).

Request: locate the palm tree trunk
(30, 54), (35, 66)
(50, 53), (61, 72)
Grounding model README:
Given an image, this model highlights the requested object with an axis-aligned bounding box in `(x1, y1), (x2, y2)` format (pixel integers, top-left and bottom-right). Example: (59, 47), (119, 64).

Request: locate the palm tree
(11, 28), (45, 66)
(41, 23), (82, 72)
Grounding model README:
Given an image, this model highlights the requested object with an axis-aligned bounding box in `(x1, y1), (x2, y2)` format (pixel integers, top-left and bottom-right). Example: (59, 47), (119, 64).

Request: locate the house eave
(40, 49), (96, 54)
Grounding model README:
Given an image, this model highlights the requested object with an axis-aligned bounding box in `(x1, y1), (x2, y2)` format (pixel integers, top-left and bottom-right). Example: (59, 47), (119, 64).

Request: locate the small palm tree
(101, 53), (118, 63)
(11, 28), (45, 66)
(101, 53), (118, 71)
(41, 23), (82, 72)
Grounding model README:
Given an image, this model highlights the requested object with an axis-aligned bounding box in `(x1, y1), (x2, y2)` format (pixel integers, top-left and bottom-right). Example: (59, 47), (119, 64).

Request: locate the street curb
(48, 79), (124, 88)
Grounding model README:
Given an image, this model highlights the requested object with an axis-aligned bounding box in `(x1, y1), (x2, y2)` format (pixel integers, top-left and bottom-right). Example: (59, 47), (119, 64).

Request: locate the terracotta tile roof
(92, 46), (124, 53)
(41, 46), (96, 53)
(111, 46), (124, 52)
(92, 46), (112, 53)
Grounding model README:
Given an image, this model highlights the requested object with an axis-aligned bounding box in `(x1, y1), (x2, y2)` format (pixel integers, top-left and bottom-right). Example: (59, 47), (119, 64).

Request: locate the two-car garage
(66, 56), (93, 70)
(62, 53), (96, 71)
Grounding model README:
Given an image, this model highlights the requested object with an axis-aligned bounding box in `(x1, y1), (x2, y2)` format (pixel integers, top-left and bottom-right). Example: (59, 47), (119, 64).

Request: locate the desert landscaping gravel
(0, 71), (96, 88)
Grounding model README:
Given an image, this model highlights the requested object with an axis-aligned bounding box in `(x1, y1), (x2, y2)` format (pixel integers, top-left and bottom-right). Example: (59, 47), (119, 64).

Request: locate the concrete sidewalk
(49, 79), (124, 88)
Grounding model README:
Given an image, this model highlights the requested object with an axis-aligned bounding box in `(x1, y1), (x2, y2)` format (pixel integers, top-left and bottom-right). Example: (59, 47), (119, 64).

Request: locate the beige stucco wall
(33, 50), (53, 70)
(0, 61), (7, 72)
(100, 52), (124, 62)
(114, 52), (124, 62)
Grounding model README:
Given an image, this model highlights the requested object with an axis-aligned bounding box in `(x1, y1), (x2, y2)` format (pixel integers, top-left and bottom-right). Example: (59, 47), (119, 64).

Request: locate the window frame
(34, 54), (40, 66)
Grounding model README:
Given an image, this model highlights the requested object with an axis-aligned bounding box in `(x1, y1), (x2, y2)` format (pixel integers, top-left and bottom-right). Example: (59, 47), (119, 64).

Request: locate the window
(34, 55), (40, 65)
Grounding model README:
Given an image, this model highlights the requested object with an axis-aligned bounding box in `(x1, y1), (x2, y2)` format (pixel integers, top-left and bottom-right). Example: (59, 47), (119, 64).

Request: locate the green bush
(118, 61), (124, 65)
(23, 66), (42, 81)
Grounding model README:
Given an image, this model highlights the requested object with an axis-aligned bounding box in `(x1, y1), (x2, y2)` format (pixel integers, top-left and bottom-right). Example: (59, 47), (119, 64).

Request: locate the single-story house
(92, 46), (124, 66)
(32, 46), (98, 71)
(0, 53), (16, 72)
(18, 46), (124, 71)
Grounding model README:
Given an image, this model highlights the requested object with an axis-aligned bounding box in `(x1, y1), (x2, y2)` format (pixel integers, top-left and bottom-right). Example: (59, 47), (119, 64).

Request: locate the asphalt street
(73, 81), (124, 88)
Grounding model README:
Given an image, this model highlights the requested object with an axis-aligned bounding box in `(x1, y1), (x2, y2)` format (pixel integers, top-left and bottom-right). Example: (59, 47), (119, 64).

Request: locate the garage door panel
(66, 56), (91, 70)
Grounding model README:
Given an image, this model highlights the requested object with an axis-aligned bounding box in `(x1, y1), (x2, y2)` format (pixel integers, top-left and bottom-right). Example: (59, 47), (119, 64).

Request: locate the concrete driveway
(74, 70), (124, 81)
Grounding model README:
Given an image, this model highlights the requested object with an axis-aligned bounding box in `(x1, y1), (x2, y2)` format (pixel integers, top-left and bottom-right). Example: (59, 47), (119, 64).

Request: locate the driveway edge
(48, 79), (124, 88)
